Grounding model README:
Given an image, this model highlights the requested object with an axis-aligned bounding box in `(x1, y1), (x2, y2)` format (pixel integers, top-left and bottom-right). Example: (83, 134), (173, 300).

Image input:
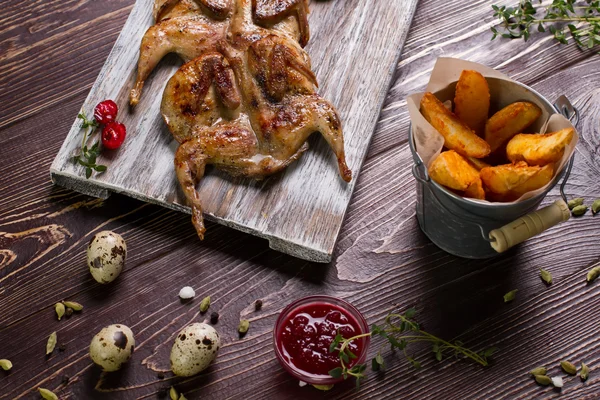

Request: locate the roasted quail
(132, 0), (351, 239)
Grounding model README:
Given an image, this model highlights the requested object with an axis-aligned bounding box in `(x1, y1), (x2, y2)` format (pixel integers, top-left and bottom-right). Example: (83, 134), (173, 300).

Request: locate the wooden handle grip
(489, 200), (571, 253)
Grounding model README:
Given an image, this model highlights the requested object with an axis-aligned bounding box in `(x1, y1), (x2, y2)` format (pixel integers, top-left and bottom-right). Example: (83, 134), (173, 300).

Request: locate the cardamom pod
(55, 303), (65, 321)
(571, 204), (588, 217)
(38, 388), (58, 400)
(580, 362), (589, 381)
(65, 307), (74, 317)
(503, 289), (518, 303)
(587, 266), (600, 282)
(592, 199), (600, 215)
(199, 296), (211, 313)
(568, 198), (584, 210)
(530, 366), (547, 376)
(0, 359), (12, 371)
(179, 395), (187, 400)
(534, 374), (552, 386)
(62, 301), (83, 311)
(238, 319), (250, 334)
(46, 332), (57, 355)
(540, 269), (552, 285)
(312, 384), (334, 391)
(170, 386), (178, 400)
(561, 360), (577, 375)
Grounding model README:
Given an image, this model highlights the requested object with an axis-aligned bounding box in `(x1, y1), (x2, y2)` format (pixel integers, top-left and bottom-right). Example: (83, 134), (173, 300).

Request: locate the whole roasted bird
(131, 0), (351, 239)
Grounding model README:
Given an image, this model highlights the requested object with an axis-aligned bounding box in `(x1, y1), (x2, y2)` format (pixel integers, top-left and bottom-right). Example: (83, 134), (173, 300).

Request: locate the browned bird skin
(155, 0), (232, 21)
(132, 0), (309, 106)
(135, 0), (350, 239)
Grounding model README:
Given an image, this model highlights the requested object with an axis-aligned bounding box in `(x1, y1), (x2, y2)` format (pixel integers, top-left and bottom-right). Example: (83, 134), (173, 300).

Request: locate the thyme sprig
(328, 308), (498, 388)
(73, 112), (106, 179)
(491, 0), (600, 49)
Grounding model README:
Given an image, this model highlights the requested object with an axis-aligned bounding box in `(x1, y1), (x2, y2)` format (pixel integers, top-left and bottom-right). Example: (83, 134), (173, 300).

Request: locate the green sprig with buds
(491, 0), (600, 50)
(328, 308), (497, 388)
(73, 112), (106, 179)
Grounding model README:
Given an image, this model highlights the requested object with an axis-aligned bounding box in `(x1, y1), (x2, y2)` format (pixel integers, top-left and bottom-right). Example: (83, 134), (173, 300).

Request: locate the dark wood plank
(1, 0), (600, 398)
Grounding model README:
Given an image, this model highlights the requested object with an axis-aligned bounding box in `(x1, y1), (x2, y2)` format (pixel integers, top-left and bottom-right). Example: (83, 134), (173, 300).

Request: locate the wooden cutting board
(50, 0), (418, 263)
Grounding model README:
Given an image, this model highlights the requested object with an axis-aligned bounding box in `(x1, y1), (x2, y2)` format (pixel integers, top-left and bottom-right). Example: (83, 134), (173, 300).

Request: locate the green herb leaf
(504, 289), (518, 303)
(329, 334), (343, 353)
(404, 308), (416, 319)
(483, 347), (498, 357)
(371, 358), (380, 371)
(328, 367), (343, 379)
(340, 351), (350, 364)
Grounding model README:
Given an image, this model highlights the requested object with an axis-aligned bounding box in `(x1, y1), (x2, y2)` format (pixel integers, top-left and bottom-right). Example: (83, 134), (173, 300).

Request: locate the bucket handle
(412, 95), (579, 252)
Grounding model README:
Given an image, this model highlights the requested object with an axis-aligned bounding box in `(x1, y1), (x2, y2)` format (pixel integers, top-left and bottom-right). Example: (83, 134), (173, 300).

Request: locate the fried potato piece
(454, 70), (490, 137)
(510, 164), (554, 198)
(464, 178), (486, 200)
(467, 157), (491, 171)
(480, 161), (544, 195)
(506, 128), (574, 166)
(485, 102), (542, 152)
(420, 92), (491, 158)
(428, 150), (480, 192)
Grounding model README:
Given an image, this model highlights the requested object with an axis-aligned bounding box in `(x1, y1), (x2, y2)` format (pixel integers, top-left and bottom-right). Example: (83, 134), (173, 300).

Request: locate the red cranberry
(102, 122), (127, 150)
(338, 326), (355, 338)
(94, 100), (119, 124)
(326, 311), (348, 324)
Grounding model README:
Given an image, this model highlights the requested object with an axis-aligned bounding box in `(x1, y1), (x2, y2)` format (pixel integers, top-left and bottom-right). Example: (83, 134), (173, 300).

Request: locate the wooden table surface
(1, 0), (599, 399)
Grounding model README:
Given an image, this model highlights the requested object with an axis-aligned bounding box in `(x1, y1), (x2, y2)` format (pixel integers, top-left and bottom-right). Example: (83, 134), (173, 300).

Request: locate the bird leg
(252, 0), (309, 47)
(130, 18), (226, 106)
(175, 139), (208, 239)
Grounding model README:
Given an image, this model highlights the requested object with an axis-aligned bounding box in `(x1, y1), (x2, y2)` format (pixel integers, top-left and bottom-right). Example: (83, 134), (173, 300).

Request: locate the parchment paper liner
(407, 57), (578, 203)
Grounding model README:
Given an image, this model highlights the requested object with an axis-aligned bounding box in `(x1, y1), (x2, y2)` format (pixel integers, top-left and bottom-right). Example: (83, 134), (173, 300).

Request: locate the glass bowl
(273, 295), (370, 385)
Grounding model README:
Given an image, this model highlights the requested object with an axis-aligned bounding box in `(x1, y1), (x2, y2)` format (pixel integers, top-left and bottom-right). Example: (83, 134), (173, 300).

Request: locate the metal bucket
(409, 78), (578, 259)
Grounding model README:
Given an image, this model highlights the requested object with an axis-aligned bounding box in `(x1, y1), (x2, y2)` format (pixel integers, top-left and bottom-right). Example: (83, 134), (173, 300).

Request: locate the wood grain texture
(2, 0), (600, 399)
(48, 0), (419, 262)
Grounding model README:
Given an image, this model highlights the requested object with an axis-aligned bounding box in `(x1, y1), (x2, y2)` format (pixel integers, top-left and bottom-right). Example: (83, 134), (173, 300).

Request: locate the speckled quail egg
(89, 324), (135, 372)
(87, 231), (127, 284)
(170, 323), (220, 377)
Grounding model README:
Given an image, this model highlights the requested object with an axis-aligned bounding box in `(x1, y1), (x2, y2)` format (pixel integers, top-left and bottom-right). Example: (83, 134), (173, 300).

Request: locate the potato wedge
(480, 162), (542, 195)
(506, 128), (574, 166)
(454, 70), (490, 137)
(428, 150), (480, 192)
(467, 157), (491, 171)
(509, 164), (554, 198)
(420, 92), (491, 158)
(485, 102), (542, 152)
(464, 178), (486, 200)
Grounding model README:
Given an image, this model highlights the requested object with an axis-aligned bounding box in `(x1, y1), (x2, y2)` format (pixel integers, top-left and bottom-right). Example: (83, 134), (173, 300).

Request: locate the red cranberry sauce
(277, 302), (364, 377)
